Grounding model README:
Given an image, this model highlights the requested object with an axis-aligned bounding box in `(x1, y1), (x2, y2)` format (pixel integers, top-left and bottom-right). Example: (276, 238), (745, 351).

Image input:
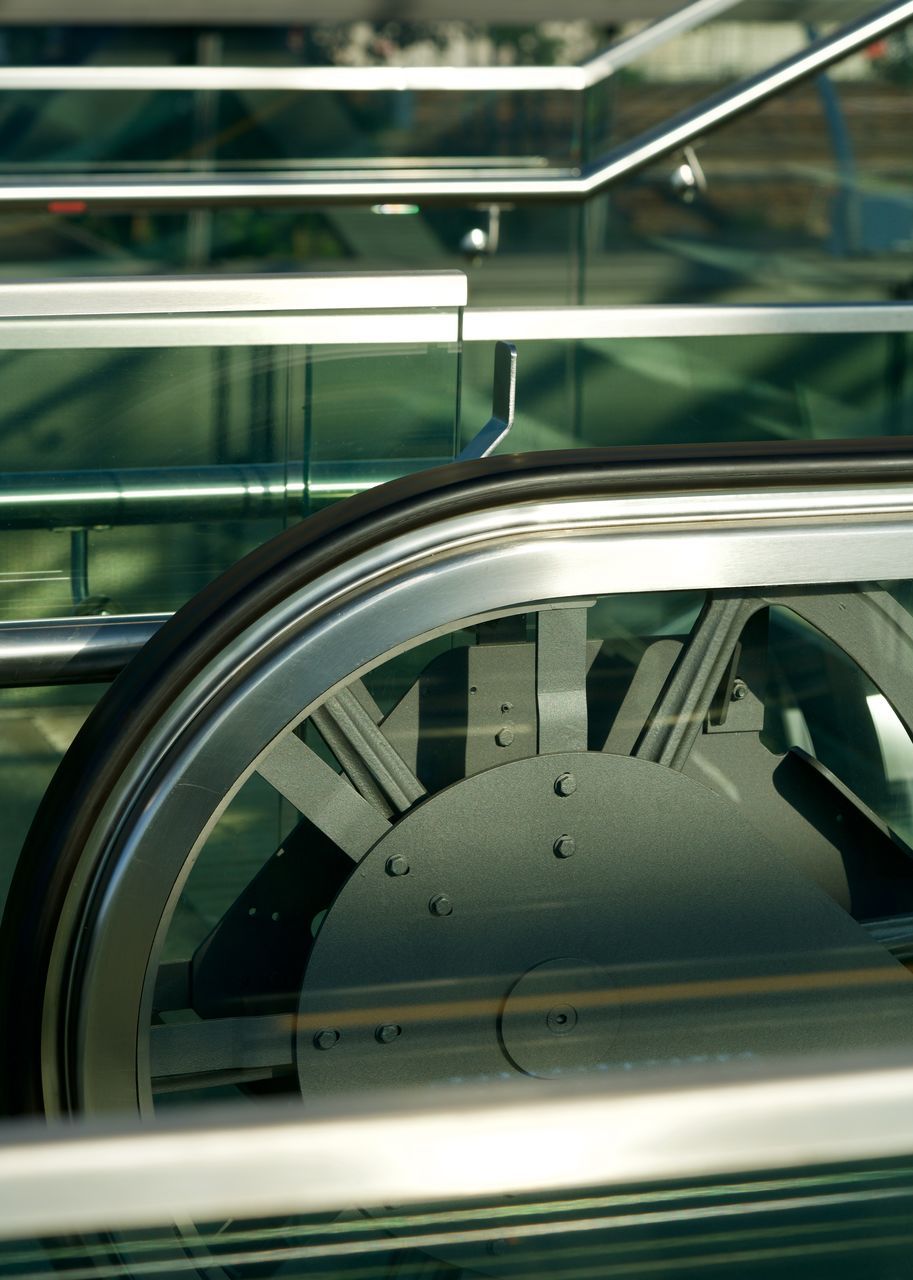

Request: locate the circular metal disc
(500, 958), (621, 1078)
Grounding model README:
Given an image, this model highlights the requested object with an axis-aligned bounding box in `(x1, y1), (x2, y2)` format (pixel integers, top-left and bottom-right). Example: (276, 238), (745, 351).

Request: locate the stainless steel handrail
(0, 0), (742, 94)
(0, 271), (468, 318)
(0, 614), (170, 687)
(463, 301), (913, 340)
(0, 0), (909, 207)
(2, 1051), (913, 1239)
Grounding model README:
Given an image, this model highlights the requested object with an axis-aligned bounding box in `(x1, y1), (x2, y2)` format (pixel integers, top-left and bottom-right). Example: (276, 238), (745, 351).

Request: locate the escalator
(6, 439), (913, 1122)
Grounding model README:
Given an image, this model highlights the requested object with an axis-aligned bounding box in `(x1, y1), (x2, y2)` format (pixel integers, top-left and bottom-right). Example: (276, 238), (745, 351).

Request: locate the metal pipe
(0, 0), (908, 207)
(0, 458), (443, 529)
(0, 613), (169, 687)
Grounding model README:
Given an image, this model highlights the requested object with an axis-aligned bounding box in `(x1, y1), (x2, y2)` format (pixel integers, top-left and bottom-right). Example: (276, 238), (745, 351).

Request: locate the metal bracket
(456, 340), (517, 461)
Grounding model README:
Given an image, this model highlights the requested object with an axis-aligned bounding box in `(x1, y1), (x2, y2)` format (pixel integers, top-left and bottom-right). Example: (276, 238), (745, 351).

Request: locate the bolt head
(553, 835), (576, 858)
(313, 1028), (340, 1051)
(495, 727), (515, 748)
(429, 893), (453, 917)
(375, 1023), (402, 1044)
(385, 854), (410, 877)
(730, 678), (748, 702)
(554, 772), (577, 797)
(487, 1240), (509, 1257)
(546, 1004), (578, 1035)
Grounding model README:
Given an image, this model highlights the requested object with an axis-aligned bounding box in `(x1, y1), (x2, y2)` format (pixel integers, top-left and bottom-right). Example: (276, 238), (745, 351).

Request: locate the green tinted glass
(462, 329), (913, 452)
(0, 340), (458, 620)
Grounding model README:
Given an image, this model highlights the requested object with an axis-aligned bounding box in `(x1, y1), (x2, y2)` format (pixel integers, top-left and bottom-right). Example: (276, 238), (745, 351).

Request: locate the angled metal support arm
(457, 341), (517, 461)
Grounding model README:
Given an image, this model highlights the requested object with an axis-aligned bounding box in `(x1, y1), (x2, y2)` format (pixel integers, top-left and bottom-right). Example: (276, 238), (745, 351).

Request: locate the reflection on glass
(462, 330), (913, 454)
(0, 341), (458, 620)
(583, 34), (913, 307)
(7, 1158), (913, 1280)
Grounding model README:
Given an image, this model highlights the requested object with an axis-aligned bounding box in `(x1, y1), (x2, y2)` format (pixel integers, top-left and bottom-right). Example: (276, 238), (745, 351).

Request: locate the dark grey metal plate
(296, 751), (913, 1097)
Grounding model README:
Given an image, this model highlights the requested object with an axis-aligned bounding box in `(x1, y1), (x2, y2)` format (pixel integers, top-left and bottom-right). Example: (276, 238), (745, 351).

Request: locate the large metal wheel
(6, 442), (913, 1125)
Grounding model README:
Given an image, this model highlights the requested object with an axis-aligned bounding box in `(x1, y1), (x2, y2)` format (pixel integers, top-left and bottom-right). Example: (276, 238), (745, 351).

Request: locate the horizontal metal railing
(0, 0), (742, 95)
(0, 459), (438, 529)
(1, 0), (910, 208)
(2, 1050), (913, 1239)
(0, 270), (468, 317)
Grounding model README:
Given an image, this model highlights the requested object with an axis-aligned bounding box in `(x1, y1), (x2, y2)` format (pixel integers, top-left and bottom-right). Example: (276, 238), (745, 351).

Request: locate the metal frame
(2, 1050), (913, 1239)
(0, 0), (909, 206)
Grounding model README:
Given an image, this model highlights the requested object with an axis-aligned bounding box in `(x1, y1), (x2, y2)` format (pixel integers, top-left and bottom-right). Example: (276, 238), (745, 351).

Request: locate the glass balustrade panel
(462, 328), (913, 453)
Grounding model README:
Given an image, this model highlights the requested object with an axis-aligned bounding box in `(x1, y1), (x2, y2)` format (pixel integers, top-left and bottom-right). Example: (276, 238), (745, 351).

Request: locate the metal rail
(0, 0), (910, 207)
(0, 0), (743, 94)
(0, 271), (468, 317)
(0, 459), (441, 528)
(2, 1052), (913, 1238)
(0, 294), (907, 346)
(0, 614), (170, 687)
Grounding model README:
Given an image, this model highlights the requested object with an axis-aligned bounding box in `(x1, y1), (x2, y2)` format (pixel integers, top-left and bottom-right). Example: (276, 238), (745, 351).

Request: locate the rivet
(385, 854), (410, 877)
(495, 727), (514, 747)
(375, 1023), (402, 1044)
(553, 835), (576, 858)
(554, 772), (577, 797)
(429, 894), (453, 917)
(313, 1029), (340, 1050)
(488, 1240), (509, 1257)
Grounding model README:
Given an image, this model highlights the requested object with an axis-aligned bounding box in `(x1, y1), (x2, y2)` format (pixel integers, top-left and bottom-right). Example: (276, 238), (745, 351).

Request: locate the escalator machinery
(5, 440), (913, 1273)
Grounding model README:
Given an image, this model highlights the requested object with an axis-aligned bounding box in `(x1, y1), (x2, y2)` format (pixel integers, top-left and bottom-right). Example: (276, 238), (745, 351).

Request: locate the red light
(48, 200), (87, 214)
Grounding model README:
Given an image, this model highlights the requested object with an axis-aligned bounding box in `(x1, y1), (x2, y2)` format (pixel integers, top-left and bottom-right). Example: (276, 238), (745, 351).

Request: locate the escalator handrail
(2, 1049), (913, 1239)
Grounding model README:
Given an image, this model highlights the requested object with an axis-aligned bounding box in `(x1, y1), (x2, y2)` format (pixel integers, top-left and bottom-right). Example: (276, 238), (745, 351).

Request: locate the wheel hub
(295, 751), (913, 1096)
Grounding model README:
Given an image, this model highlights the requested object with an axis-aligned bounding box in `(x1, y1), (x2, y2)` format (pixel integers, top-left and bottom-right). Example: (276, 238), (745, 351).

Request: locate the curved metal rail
(6, 440), (913, 1113)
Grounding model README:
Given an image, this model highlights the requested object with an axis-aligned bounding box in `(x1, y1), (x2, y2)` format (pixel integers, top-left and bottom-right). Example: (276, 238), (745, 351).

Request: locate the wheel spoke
(602, 638), (683, 755)
(312, 685), (426, 813)
(634, 593), (764, 770)
(257, 733), (389, 861)
(536, 606), (589, 753)
(150, 1014), (294, 1092)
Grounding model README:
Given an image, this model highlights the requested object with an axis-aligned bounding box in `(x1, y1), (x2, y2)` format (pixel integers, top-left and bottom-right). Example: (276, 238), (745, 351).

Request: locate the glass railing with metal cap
(0, 270), (465, 626)
(0, 0), (746, 184)
(0, 0), (908, 302)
